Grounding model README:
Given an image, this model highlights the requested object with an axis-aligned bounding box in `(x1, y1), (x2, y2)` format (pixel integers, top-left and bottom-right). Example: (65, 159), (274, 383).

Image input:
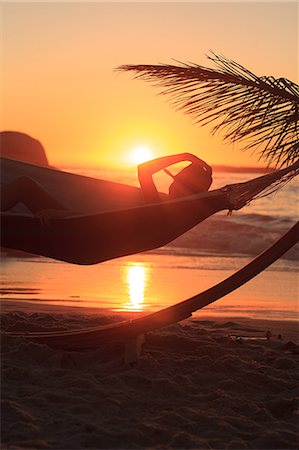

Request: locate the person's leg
(0, 177), (67, 213)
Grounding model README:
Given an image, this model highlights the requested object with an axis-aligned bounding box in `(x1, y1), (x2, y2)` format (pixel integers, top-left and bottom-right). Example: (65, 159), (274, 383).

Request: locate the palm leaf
(118, 53), (299, 169)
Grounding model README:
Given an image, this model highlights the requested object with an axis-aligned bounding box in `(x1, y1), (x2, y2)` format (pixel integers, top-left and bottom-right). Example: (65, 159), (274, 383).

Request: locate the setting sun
(130, 145), (153, 165)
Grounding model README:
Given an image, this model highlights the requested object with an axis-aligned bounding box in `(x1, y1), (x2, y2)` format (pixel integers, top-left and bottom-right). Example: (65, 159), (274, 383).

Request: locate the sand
(1, 304), (298, 450)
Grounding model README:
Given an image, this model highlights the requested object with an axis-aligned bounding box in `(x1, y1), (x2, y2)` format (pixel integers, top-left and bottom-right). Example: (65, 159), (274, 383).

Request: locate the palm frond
(117, 53), (299, 168)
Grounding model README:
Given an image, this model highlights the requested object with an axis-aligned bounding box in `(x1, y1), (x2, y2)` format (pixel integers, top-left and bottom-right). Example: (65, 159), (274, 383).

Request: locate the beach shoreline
(2, 250), (298, 322)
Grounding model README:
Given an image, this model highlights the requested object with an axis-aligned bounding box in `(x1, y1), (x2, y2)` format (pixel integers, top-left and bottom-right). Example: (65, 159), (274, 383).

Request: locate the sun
(130, 145), (153, 165)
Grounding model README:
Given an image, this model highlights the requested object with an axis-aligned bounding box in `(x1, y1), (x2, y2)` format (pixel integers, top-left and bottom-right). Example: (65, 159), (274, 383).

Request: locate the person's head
(168, 163), (212, 198)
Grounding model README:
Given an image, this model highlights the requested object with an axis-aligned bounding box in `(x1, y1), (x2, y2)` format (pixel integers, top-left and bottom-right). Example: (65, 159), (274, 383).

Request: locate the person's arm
(138, 154), (189, 202)
(138, 153), (211, 202)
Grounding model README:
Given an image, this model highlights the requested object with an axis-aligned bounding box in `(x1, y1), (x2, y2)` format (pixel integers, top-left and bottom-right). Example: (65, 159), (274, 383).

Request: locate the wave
(162, 212), (298, 261)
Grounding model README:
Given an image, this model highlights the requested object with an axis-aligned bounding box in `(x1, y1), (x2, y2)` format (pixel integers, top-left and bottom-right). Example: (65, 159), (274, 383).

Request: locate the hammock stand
(4, 221), (298, 363)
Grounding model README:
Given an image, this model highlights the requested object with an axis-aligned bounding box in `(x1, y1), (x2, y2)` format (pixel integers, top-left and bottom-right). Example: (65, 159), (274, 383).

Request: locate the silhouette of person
(138, 153), (212, 202)
(1, 137), (213, 226)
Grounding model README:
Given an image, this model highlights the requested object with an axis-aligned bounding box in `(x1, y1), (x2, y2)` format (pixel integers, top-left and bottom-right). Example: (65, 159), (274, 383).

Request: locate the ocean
(1, 167), (298, 320)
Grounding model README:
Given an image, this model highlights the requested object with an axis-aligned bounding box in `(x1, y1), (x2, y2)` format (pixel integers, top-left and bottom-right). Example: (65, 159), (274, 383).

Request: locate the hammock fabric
(4, 221), (298, 352)
(1, 157), (299, 265)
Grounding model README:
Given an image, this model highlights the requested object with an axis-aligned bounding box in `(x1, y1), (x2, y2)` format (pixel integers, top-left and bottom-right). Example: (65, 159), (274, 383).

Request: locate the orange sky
(2, 2), (298, 169)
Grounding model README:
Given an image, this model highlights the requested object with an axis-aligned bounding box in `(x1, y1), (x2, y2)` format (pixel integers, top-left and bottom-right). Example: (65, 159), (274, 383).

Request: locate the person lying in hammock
(1, 153), (214, 225)
(140, 153), (249, 211)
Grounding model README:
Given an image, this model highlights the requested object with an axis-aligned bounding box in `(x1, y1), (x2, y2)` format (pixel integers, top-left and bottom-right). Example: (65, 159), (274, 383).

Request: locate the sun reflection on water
(120, 263), (151, 312)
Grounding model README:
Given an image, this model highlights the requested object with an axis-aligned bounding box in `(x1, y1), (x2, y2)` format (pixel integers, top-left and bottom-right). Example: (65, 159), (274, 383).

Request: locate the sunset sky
(2, 2), (298, 169)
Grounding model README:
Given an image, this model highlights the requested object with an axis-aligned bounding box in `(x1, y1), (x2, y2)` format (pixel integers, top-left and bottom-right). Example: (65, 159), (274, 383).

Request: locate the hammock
(4, 221), (298, 359)
(1, 157), (299, 265)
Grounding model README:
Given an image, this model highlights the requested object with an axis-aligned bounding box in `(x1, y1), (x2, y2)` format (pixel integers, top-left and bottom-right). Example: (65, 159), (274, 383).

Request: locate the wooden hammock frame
(5, 221), (298, 363)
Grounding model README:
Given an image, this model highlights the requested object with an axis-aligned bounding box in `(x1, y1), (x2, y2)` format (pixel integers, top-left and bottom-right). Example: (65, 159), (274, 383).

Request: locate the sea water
(1, 167), (298, 320)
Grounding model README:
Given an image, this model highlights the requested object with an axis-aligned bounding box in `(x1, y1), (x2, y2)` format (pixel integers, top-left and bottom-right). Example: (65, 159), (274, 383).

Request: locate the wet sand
(1, 304), (298, 449)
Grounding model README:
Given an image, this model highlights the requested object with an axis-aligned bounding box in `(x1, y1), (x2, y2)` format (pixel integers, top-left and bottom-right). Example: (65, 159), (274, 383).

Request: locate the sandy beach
(1, 304), (298, 450)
